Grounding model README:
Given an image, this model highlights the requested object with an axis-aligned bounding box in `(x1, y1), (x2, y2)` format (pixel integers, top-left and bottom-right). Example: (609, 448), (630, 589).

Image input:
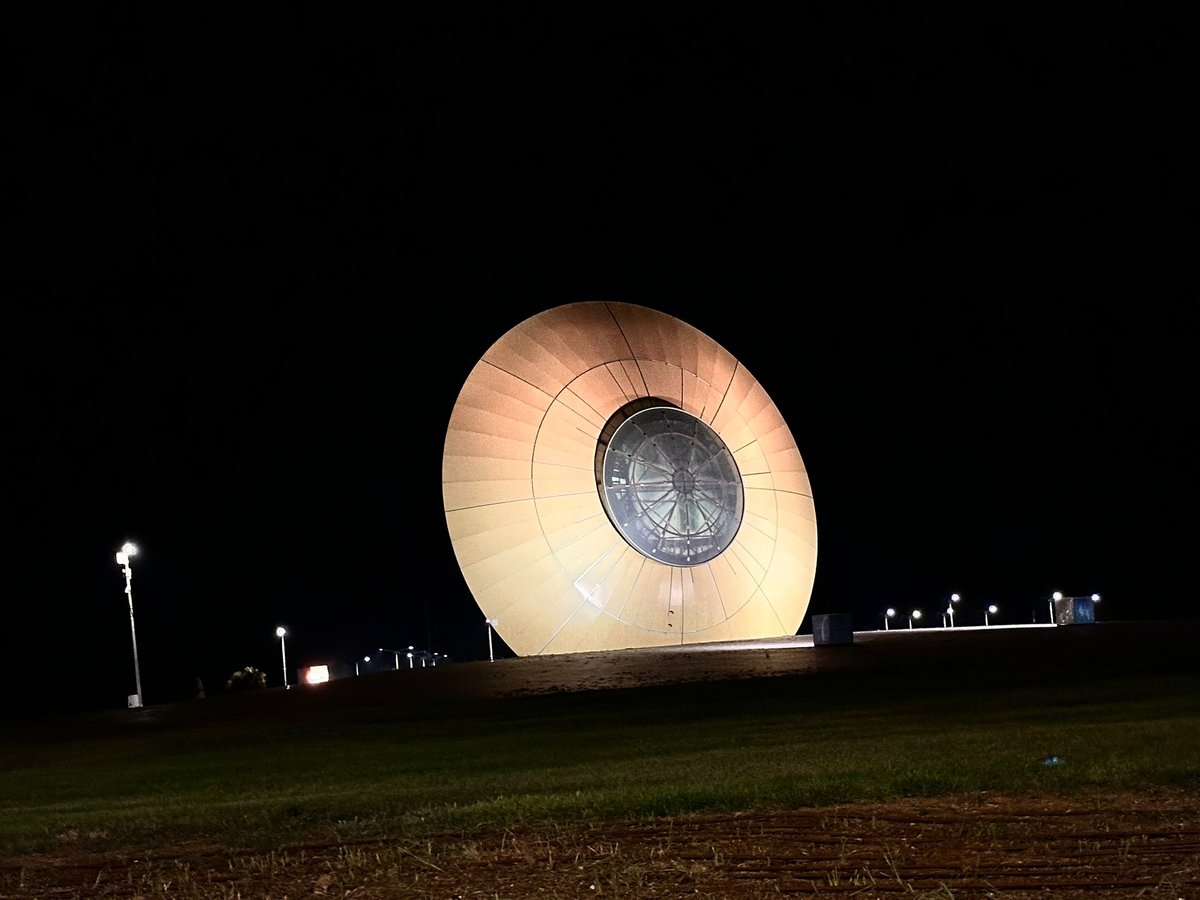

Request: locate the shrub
(226, 666), (268, 692)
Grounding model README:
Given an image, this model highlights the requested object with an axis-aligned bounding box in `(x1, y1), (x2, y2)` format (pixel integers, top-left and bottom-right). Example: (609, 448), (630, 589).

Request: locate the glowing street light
(985, 604), (998, 626)
(884, 608), (896, 630)
(355, 655), (370, 676)
(948, 593), (961, 627)
(407, 645), (414, 669)
(379, 647), (402, 670)
(908, 609), (922, 629)
(485, 618), (498, 661)
(1050, 591), (1063, 625)
(115, 542), (143, 709)
(276, 626), (289, 688)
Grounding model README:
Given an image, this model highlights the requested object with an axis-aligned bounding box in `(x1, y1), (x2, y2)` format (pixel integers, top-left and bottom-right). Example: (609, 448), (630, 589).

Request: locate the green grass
(2, 669), (1198, 858)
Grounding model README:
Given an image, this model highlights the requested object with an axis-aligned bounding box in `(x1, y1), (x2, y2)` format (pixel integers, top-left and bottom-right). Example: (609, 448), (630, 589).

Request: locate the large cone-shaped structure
(442, 301), (817, 656)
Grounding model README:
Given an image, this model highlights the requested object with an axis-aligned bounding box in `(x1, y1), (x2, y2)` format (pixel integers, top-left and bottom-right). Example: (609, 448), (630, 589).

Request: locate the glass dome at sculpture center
(600, 406), (744, 566)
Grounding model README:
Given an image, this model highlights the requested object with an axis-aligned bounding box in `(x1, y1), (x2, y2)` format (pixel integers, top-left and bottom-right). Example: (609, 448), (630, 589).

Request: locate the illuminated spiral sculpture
(442, 301), (817, 656)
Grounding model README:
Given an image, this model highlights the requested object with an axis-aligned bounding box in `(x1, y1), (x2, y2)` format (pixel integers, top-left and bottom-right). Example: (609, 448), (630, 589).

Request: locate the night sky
(8, 6), (1196, 715)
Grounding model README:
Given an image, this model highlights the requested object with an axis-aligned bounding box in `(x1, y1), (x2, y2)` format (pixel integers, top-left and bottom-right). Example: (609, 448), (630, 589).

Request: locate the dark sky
(8, 6), (1197, 715)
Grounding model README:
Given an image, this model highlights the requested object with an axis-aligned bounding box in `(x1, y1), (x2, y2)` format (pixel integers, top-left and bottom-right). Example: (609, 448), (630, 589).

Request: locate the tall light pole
(985, 604), (998, 626)
(1050, 591), (1062, 625)
(356, 655), (370, 676)
(909, 609), (922, 629)
(884, 608), (896, 630)
(276, 626), (289, 688)
(485, 618), (498, 661)
(115, 542), (143, 709)
(379, 647), (401, 670)
(948, 593), (960, 627)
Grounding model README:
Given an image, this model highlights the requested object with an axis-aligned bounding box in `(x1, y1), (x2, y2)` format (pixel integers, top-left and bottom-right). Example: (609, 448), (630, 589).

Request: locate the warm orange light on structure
(301, 665), (329, 685)
(442, 301), (818, 656)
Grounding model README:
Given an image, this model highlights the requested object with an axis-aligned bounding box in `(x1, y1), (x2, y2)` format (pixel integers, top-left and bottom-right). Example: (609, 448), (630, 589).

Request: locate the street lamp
(379, 647), (402, 670)
(1050, 591), (1062, 625)
(355, 655), (370, 676)
(985, 604), (998, 626)
(115, 542), (143, 709)
(485, 618), (498, 661)
(948, 593), (960, 627)
(407, 645), (414, 669)
(884, 608), (896, 630)
(908, 609), (922, 629)
(276, 626), (289, 688)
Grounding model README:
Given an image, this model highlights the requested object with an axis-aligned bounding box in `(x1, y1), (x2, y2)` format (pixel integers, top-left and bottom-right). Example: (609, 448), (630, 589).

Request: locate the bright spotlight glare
(1052, 591), (1063, 601)
(121, 542), (138, 556)
(303, 665), (329, 685)
(276, 626), (287, 638)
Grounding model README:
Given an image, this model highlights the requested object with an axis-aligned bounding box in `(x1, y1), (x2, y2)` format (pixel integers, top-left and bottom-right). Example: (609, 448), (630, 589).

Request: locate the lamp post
(884, 608), (896, 630)
(407, 645), (414, 669)
(115, 542), (143, 709)
(276, 626), (289, 688)
(379, 647), (402, 670)
(1050, 591), (1062, 625)
(948, 593), (960, 627)
(485, 618), (498, 661)
(909, 609), (922, 629)
(985, 604), (998, 626)
(356, 655), (370, 676)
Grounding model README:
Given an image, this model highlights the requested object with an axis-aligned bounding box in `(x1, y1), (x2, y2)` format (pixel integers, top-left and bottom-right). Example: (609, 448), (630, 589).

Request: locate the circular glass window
(599, 406), (744, 565)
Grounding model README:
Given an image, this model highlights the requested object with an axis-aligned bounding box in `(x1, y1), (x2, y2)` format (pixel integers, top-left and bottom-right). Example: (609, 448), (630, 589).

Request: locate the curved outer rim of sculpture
(442, 301), (817, 657)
